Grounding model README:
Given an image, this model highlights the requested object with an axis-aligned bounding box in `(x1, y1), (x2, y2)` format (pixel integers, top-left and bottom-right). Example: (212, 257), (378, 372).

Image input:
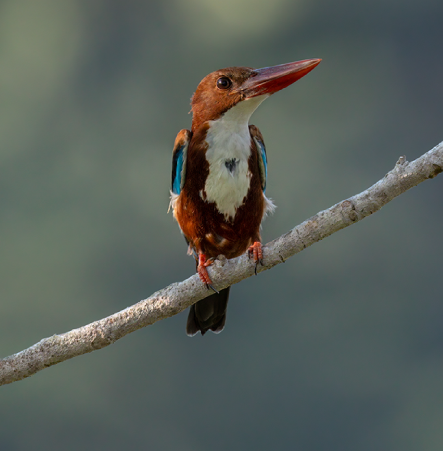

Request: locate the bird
(169, 58), (321, 336)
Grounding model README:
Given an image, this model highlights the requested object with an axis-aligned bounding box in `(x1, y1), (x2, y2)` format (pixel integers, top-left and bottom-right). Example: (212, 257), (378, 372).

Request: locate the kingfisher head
(191, 58), (321, 131)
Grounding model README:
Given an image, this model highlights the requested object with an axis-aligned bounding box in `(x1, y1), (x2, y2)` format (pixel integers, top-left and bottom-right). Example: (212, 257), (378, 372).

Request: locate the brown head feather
(191, 67), (255, 131)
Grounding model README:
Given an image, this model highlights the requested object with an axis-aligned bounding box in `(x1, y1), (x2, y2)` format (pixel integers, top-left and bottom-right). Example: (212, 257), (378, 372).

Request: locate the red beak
(241, 58), (321, 98)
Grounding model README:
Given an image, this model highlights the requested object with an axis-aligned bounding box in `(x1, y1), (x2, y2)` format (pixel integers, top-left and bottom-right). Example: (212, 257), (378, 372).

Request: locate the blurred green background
(1, 0), (442, 449)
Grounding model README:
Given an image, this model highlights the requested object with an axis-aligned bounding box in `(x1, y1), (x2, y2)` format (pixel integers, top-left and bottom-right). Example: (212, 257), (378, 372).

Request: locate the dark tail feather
(186, 287), (231, 336)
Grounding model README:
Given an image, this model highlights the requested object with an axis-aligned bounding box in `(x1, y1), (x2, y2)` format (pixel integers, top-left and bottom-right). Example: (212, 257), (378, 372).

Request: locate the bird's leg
(197, 254), (219, 293)
(248, 241), (263, 275)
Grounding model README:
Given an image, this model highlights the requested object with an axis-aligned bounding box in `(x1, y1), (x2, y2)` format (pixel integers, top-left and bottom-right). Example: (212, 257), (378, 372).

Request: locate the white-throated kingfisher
(169, 58), (321, 336)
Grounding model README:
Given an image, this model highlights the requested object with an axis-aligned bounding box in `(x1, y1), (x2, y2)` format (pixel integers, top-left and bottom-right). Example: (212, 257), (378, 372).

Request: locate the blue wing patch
(253, 135), (268, 193)
(171, 129), (191, 195)
(172, 149), (185, 194)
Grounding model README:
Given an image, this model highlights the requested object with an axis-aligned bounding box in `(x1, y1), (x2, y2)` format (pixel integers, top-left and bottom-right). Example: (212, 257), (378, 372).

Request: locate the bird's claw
(197, 254), (218, 292)
(248, 242), (264, 275)
(207, 284), (219, 294)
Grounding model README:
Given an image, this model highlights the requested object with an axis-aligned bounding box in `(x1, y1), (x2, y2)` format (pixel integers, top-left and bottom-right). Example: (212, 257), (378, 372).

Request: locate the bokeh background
(1, 0), (442, 449)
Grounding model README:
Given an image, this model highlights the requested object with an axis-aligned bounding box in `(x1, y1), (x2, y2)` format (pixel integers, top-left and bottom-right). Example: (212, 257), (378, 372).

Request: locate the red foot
(248, 241), (263, 262)
(248, 242), (263, 274)
(197, 254), (216, 290)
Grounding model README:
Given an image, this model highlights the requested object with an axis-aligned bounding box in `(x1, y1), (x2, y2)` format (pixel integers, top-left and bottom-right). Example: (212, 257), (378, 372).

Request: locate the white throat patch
(203, 95), (268, 221)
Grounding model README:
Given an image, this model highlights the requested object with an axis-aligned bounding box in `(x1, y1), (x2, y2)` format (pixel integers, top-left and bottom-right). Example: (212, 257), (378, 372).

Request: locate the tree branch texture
(1, 141), (442, 386)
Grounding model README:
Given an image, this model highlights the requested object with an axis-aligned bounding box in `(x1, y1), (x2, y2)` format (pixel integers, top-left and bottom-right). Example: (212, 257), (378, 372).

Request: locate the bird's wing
(249, 125), (268, 193)
(171, 129), (192, 195)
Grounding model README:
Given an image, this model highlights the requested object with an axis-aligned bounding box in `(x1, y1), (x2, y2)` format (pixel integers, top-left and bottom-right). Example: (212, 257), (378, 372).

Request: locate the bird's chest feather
(203, 119), (252, 221)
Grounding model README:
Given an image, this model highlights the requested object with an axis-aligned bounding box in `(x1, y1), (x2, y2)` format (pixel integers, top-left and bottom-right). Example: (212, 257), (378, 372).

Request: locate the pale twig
(0, 141), (441, 386)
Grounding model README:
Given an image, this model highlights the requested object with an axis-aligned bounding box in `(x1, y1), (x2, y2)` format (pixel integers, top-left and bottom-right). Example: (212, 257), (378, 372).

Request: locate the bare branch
(1, 141), (442, 386)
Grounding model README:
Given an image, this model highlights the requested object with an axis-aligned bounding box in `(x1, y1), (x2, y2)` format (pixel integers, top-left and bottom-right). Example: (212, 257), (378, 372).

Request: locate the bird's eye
(216, 77), (232, 90)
